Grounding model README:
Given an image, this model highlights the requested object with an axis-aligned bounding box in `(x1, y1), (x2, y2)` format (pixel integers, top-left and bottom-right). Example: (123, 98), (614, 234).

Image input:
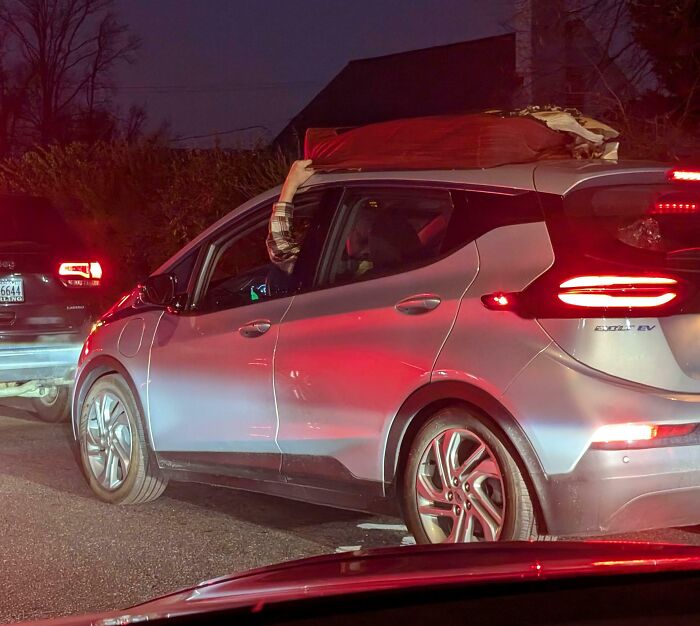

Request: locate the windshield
(0, 196), (83, 249)
(2, 1), (700, 624)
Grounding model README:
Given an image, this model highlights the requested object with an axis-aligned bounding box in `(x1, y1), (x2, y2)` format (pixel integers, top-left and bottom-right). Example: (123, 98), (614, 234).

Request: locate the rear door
(532, 168), (700, 392)
(274, 185), (479, 491)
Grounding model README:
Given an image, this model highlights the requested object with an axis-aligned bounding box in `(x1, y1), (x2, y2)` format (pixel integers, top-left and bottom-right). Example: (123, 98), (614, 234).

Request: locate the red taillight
(557, 275), (678, 308)
(591, 422), (696, 449)
(650, 201), (699, 214)
(482, 275), (683, 317)
(58, 261), (103, 287)
(669, 170), (700, 182)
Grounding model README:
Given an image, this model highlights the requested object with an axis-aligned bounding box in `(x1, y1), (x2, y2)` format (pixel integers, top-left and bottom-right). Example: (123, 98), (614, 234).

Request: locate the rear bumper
(0, 339), (84, 383)
(504, 343), (700, 537)
(543, 445), (700, 536)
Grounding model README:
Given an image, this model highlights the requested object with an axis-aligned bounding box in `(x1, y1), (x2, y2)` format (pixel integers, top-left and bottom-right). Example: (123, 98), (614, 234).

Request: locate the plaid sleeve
(266, 201), (300, 274)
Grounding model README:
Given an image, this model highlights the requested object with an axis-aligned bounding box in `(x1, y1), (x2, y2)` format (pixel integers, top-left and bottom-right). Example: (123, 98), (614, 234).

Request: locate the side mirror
(141, 273), (176, 307)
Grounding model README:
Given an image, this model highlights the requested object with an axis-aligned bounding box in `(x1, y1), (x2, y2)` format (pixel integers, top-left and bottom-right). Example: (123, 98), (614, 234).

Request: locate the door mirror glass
(142, 273), (176, 307)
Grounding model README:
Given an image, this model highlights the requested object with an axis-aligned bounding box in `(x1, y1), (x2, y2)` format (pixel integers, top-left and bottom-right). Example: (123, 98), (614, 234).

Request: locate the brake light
(557, 275), (677, 308)
(58, 261), (103, 287)
(482, 275), (682, 317)
(592, 422), (696, 449)
(669, 170), (700, 182)
(650, 201), (699, 214)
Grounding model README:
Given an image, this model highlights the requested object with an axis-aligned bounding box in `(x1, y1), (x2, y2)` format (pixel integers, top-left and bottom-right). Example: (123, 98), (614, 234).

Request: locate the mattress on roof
(303, 114), (572, 171)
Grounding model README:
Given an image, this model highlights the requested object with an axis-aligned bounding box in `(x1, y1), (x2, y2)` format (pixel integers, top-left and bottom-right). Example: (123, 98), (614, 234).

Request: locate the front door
(148, 190), (332, 479)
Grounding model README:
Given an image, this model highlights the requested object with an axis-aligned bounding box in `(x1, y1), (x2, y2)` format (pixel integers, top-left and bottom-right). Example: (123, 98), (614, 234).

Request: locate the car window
(325, 187), (454, 286)
(0, 196), (83, 249)
(196, 193), (325, 313)
(169, 247), (200, 296)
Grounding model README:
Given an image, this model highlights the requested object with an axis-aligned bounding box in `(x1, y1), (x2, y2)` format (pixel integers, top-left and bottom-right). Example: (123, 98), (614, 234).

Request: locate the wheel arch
(72, 356), (152, 449)
(385, 381), (552, 534)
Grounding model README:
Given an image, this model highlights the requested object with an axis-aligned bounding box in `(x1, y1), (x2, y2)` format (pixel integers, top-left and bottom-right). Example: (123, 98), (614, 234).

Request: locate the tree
(0, 0), (139, 147)
(513, 0), (700, 159)
(628, 0), (700, 125)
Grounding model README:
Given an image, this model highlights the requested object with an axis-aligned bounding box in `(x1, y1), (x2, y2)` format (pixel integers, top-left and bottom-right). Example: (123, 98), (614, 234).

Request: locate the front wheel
(402, 406), (538, 544)
(78, 374), (167, 504)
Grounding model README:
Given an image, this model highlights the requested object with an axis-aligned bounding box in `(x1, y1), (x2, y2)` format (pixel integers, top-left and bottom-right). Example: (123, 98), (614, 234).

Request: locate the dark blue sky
(114, 0), (511, 146)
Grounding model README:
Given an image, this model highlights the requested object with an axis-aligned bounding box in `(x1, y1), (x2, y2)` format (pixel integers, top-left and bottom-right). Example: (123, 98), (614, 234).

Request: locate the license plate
(0, 277), (24, 303)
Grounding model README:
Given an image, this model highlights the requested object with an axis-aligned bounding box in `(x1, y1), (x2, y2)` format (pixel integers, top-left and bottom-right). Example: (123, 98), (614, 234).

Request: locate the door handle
(238, 319), (272, 338)
(395, 294), (442, 315)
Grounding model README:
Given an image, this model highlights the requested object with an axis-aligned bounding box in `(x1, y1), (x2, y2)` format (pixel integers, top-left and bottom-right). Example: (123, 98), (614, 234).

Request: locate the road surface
(1, 405), (698, 622)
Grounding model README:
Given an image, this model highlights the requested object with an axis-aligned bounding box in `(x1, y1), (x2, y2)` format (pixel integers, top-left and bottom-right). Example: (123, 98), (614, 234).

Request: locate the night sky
(114, 0), (511, 146)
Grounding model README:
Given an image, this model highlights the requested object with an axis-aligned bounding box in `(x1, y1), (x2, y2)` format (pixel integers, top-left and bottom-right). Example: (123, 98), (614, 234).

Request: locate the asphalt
(1, 405), (699, 623)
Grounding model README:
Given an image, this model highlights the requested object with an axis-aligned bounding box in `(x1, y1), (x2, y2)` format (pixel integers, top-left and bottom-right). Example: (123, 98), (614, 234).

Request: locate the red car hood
(23, 541), (700, 626)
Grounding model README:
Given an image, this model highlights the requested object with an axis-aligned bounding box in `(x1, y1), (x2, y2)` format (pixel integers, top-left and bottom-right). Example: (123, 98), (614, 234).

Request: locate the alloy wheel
(84, 390), (133, 491)
(415, 427), (505, 543)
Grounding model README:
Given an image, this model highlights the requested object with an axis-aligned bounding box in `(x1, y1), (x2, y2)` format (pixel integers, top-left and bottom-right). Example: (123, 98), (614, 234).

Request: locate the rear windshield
(0, 196), (82, 247)
(558, 183), (700, 265)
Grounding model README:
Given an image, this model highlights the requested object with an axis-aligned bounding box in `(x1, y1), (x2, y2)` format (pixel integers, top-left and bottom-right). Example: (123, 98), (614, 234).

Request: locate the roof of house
(274, 33), (519, 153)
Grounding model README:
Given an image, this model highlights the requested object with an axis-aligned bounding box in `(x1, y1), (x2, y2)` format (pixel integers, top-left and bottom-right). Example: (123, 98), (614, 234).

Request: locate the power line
(111, 80), (320, 94)
(169, 125), (269, 142)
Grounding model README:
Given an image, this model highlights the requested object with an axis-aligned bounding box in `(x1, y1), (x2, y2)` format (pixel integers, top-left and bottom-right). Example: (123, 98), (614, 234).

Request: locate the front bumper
(544, 444), (700, 536)
(0, 340), (83, 383)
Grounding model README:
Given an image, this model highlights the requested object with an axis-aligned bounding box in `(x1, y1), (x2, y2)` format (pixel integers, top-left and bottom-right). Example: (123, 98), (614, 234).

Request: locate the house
(275, 1), (637, 155)
(274, 34), (519, 155)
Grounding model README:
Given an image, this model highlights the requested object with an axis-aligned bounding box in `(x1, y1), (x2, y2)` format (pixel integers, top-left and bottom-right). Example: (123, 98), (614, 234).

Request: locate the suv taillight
(58, 262), (103, 287)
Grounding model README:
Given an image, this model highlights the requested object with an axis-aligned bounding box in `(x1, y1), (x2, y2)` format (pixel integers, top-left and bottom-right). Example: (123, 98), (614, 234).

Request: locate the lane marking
(335, 546), (362, 553)
(357, 523), (408, 532)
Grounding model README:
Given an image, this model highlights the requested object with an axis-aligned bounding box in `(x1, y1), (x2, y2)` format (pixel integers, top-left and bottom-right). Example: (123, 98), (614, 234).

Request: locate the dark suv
(0, 195), (102, 421)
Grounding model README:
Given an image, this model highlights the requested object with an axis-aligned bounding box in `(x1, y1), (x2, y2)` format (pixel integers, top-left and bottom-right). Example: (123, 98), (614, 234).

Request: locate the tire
(31, 386), (71, 423)
(401, 406), (540, 544)
(77, 374), (167, 504)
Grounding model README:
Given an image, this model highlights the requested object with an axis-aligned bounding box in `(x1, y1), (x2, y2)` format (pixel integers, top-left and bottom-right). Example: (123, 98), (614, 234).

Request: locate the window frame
(185, 186), (342, 315)
(311, 181), (542, 292)
(163, 179), (537, 314)
(314, 184), (469, 290)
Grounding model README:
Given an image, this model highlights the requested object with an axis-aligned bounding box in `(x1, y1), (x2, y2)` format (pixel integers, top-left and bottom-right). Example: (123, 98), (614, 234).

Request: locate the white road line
(335, 546), (362, 553)
(357, 523), (408, 532)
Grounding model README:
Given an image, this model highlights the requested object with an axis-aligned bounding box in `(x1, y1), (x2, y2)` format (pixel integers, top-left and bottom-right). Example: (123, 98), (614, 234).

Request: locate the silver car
(72, 161), (700, 543)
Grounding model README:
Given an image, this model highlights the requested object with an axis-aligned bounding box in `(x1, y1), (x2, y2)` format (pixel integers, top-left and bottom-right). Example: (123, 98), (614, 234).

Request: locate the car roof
(307, 159), (670, 195)
(154, 159), (671, 276)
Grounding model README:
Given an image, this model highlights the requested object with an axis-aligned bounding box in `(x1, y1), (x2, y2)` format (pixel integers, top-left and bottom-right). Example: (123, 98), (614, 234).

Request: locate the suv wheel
(31, 386), (71, 422)
(78, 374), (167, 504)
(402, 406), (537, 543)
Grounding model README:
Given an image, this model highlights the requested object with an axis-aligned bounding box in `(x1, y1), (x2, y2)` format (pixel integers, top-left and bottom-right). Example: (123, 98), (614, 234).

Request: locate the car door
(147, 188), (336, 480)
(274, 185), (480, 492)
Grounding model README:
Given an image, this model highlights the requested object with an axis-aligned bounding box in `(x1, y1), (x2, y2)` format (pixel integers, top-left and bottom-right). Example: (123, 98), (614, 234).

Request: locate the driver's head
(345, 202), (376, 259)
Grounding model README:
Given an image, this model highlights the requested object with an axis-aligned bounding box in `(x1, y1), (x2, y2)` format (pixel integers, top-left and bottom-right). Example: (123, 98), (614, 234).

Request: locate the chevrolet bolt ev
(73, 161), (700, 542)
(0, 195), (103, 422)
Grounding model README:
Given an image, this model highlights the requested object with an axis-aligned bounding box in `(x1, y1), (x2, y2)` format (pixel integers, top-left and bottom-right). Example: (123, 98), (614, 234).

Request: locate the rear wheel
(31, 386), (71, 423)
(402, 406), (538, 543)
(78, 374), (167, 504)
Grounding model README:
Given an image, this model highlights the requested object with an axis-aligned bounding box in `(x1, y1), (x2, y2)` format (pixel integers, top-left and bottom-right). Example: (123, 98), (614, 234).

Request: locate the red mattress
(304, 114), (571, 170)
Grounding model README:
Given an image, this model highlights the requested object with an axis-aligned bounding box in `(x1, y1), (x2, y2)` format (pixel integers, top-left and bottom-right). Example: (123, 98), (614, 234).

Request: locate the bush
(0, 141), (290, 297)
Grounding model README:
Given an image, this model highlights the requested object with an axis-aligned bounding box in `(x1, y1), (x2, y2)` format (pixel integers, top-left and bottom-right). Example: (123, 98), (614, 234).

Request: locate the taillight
(58, 261), (103, 287)
(669, 170), (700, 182)
(482, 274), (684, 318)
(650, 201), (699, 214)
(557, 275), (678, 308)
(591, 422), (696, 449)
